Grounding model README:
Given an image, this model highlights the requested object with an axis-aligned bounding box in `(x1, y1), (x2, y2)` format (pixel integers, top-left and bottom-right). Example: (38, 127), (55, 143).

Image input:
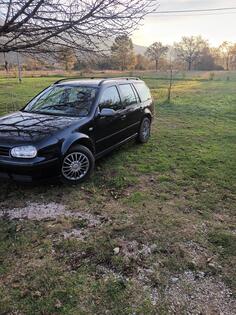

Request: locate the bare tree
(145, 42), (168, 71)
(218, 41), (233, 71)
(56, 47), (77, 71)
(174, 36), (207, 71)
(229, 43), (236, 70)
(0, 0), (156, 54)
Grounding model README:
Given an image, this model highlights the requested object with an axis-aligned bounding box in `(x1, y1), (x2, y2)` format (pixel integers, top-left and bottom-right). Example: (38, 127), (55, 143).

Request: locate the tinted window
(99, 86), (121, 111)
(24, 86), (97, 117)
(134, 82), (152, 102)
(119, 84), (137, 106)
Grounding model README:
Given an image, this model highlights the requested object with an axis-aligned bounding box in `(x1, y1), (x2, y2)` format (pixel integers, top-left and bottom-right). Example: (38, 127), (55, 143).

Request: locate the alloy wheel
(62, 152), (90, 181)
(142, 119), (150, 141)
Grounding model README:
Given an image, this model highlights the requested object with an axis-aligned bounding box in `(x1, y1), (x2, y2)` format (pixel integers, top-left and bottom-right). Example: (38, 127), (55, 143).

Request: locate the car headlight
(11, 146), (37, 159)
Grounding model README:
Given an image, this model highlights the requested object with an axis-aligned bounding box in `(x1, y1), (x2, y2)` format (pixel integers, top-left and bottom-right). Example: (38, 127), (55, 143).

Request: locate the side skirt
(95, 133), (138, 159)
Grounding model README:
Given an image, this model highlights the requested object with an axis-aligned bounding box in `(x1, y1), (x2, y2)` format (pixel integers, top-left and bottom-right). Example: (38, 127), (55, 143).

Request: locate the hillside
(0, 42), (147, 66)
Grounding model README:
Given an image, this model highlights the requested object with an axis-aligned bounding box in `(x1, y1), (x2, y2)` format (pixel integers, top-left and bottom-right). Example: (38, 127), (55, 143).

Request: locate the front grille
(0, 146), (10, 157)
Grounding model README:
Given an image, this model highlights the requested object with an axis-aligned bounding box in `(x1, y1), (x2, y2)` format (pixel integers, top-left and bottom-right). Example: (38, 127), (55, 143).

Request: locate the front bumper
(0, 157), (61, 182)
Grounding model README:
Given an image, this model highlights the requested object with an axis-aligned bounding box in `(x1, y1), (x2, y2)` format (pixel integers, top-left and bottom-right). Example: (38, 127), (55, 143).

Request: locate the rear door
(94, 85), (127, 153)
(118, 83), (142, 138)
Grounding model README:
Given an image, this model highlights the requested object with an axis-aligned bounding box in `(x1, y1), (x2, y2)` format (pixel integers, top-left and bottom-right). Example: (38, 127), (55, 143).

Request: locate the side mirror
(100, 108), (116, 117)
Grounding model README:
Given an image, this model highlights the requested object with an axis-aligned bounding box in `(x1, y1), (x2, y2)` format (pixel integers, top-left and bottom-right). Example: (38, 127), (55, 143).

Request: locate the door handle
(121, 114), (127, 120)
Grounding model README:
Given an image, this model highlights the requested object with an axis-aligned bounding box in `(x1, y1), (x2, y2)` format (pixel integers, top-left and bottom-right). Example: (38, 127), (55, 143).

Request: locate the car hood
(0, 111), (81, 144)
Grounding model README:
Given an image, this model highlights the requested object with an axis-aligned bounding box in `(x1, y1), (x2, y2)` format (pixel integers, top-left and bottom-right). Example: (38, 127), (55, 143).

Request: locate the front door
(94, 85), (127, 154)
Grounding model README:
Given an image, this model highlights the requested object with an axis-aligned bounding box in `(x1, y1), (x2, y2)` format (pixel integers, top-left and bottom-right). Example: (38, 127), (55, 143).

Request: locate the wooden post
(167, 66), (173, 103)
(16, 51), (22, 83)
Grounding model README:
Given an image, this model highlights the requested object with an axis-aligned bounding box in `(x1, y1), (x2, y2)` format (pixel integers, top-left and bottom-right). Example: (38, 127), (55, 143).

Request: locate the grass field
(0, 72), (235, 314)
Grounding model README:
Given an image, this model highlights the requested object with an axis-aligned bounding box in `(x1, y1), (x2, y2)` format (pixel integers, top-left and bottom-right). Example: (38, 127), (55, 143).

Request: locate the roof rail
(54, 77), (77, 85)
(53, 77), (97, 85)
(98, 77), (140, 86)
(53, 76), (140, 85)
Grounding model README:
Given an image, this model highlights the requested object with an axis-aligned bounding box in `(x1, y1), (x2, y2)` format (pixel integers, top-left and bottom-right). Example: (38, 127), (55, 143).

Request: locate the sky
(132, 0), (236, 47)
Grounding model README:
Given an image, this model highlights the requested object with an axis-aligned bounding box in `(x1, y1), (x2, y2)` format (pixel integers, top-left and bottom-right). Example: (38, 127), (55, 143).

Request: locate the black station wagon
(0, 77), (154, 183)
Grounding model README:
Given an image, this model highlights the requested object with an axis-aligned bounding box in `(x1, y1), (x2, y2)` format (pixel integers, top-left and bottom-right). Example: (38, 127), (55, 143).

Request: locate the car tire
(61, 145), (95, 184)
(136, 117), (151, 143)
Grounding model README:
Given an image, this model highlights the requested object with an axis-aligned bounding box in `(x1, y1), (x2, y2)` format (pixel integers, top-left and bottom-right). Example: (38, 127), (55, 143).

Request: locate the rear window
(119, 84), (137, 106)
(134, 82), (152, 102)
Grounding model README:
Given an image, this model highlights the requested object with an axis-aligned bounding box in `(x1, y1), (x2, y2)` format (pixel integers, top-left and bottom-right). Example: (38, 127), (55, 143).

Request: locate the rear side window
(134, 82), (152, 102)
(99, 86), (122, 111)
(119, 84), (137, 106)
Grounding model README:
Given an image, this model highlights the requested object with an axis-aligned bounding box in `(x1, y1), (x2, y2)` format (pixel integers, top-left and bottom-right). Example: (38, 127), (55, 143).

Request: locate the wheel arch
(61, 134), (95, 156)
(142, 108), (153, 122)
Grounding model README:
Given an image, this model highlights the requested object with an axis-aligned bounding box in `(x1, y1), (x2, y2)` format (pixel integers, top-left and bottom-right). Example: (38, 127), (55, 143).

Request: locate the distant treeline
(1, 36), (235, 72)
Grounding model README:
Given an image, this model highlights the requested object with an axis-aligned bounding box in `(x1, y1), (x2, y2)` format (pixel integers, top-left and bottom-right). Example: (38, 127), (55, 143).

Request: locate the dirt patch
(0, 202), (111, 242)
(122, 174), (157, 197)
(96, 264), (159, 306)
(166, 271), (236, 315)
(0, 202), (68, 220)
(62, 228), (88, 240)
(95, 239), (235, 312)
(114, 239), (158, 262)
(0, 202), (102, 224)
(179, 240), (212, 268)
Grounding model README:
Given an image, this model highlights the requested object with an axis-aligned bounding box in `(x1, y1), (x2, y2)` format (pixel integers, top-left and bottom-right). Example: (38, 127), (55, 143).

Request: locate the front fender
(60, 133), (93, 156)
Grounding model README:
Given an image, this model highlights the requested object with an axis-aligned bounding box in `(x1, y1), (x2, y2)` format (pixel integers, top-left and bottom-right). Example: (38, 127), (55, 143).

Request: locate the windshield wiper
(40, 104), (68, 111)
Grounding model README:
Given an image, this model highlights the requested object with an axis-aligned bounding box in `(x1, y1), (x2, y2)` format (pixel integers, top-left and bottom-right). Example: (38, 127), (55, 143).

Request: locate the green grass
(0, 72), (236, 314)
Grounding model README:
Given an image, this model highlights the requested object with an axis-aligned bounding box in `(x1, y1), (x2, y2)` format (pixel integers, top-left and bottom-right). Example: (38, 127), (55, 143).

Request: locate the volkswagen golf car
(0, 77), (154, 183)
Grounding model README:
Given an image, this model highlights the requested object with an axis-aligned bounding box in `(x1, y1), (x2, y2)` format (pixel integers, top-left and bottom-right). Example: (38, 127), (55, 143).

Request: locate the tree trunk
(121, 58), (125, 71)
(167, 67), (173, 103)
(3, 52), (9, 73)
(155, 59), (158, 72)
(226, 56), (229, 71)
(188, 61), (192, 71)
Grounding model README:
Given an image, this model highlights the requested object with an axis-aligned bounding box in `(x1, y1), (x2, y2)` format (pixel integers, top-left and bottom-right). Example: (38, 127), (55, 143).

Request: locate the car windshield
(23, 85), (97, 117)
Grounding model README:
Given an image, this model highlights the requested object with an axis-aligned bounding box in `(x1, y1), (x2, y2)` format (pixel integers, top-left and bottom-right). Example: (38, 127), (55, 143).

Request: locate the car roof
(55, 77), (143, 88)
